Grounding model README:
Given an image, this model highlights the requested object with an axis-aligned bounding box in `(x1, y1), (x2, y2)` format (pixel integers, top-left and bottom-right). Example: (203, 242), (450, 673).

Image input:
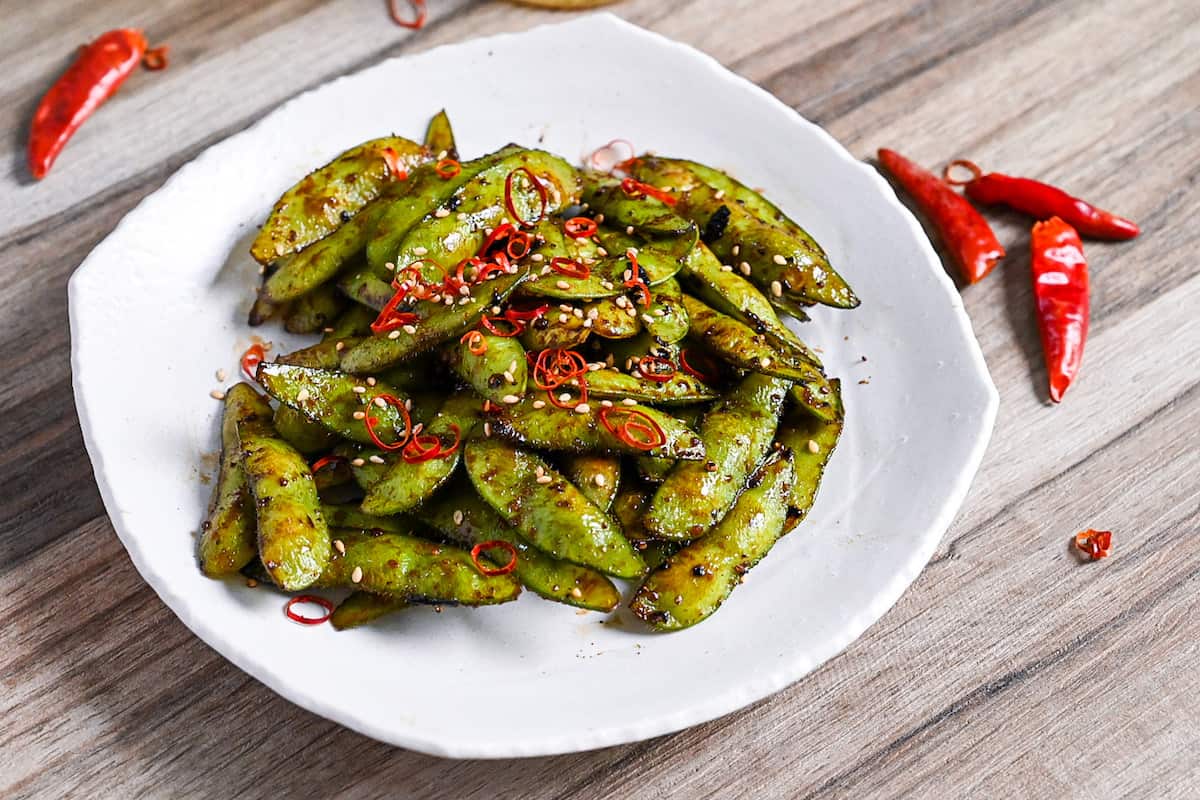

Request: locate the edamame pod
(416, 480), (621, 612)
(277, 338), (361, 369)
(284, 282), (347, 334)
(273, 404), (338, 454)
(235, 391), (331, 591)
(774, 380), (844, 529)
(331, 592), (409, 630)
(263, 201), (382, 304)
(424, 109), (457, 159)
(322, 304), (376, 342)
(631, 450), (794, 630)
(321, 503), (413, 534)
(562, 453), (621, 510)
(640, 277), (688, 344)
(464, 440), (645, 578)
(582, 366), (718, 405)
(318, 530), (521, 605)
(199, 383), (268, 577)
(581, 171), (695, 238)
(257, 363), (412, 444)
(252, 136), (429, 264)
(643, 372), (788, 540)
(444, 331), (528, 402)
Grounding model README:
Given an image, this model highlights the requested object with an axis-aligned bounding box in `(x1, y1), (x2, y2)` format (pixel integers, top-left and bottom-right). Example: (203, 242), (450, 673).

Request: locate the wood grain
(1, 0), (1197, 797)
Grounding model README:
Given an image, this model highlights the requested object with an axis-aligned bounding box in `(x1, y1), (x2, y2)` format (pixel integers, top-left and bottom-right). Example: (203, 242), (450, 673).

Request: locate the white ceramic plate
(70, 14), (997, 758)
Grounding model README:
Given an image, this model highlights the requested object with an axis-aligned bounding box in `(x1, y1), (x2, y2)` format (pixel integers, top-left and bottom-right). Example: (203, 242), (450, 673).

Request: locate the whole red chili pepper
(28, 29), (166, 180)
(877, 148), (1006, 284)
(946, 160), (1139, 241)
(1031, 217), (1089, 403)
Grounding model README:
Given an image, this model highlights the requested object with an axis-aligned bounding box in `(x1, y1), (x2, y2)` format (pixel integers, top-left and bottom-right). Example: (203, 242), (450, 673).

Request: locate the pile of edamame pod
(199, 111), (859, 631)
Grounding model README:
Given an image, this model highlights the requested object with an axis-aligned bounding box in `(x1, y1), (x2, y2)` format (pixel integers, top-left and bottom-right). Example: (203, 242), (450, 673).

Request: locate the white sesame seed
(532, 400), (546, 409)
(508, 360), (518, 373)
(626, 225), (635, 234)
(597, 247), (609, 257)
(770, 280), (783, 297)
(353, 411), (367, 420)
(714, 189), (726, 200)
(385, 261), (396, 272)
(773, 254), (787, 265)
(556, 280), (571, 290)
(615, 296), (628, 308)
(536, 474), (553, 484)
(807, 439), (821, 454)
(653, 308), (665, 316)
(760, 356), (772, 368)
(558, 313), (569, 323)
(335, 341), (345, 351)
(571, 586), (583, 598)
(457, 212), (468, 221)
(351, 457), (366, 466)
(215, 368), (227, 381)
(351, 566), (363, 583)
(503, 370), (515, 384)
(641, 314), (654, 324)
(574, 403), (590, 414)
(373, 396), (388, 408)
(404, 398), (412, 410)
(459, 285), (471, 297)
(535, 465), (545, 477)
(434, 207), (450, 218)
(573, 308), (584, 319)
(600, 280), (615, 290)
(622, 398), (638, 406)
(740, 262), (752, 276)
(559, 303), (573, 312)
(388, 330), (402, 339)
(209, 389), (225, 400)
(453, 510), (464, 525)
(582, 319), (593, 328)
(593, 474), (607, 487)
(732, 245), (740, 256)
(502, 394), (520, 404)
(353, 385), (367, 394)
(483, 422), (492, 437)
(413, 246), (429, 256)
(587, 308), (600, 319)
(369, 454), (385, 464)
(626, 247), (639, 257)
(531, 253), (544, 262)
(402, 324), (417, 334)
(721, 264), (733, 272)
(411, 423), (423, 435)
(436, 149), (448, 160)
(626, 307), (638, 318)
(333, 539), (346, 555)
(366, 377), (377, 386)
(296, 388), (311, 403)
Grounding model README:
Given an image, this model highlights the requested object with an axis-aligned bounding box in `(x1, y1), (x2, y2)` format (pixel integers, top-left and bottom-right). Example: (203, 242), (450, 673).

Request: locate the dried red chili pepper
(945, 160), (1139, 241)
(28, 29), (168, 180)
(1073, 529), (1112, 560)
(877, 148), (1005, 284)
(1031, 217), (1089, 403)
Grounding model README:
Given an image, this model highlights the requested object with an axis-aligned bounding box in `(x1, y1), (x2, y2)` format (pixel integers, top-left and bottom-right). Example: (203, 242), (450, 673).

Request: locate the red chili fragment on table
(285, 595), (335, 625)
(877, 148), (1005, 284)
(1073, 529), (1112, 560)
(1031, 217), (1089, 403)
(471, 540), (519, 576)
(388, 0), (427, 29)
(28, 29), (167, 180)
(945, 160), (1139, 241)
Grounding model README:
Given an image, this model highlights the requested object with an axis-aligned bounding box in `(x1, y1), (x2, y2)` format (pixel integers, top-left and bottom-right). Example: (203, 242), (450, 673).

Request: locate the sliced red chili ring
(478, 222), (515, 256)
(637, 355), (676, 383)
(470, 540), (519, 576)
(370, 291), (420, 334)
(380, 147), (408, 180)
(620, 177), (677, 206)
(563, 216), (598, 238)
(550, 257), (591, 279)
(285, 595), (335, 625)
(389, 0), (427, 28)
(1074, 529), (1113, 560)
(363, 394), (412, 451)
(460, 330), (488, 355)
(588, 138), (635, 172)
(506, 230), (533, 260)
(504, 303), (550, 322)
(598, 406), (666, 450)
(241, 343), (266, 380)
(679, 347), (721, 383)
(474, 261), (509, 282)
(480, 314), (523, 338)
(532, 348), (589, 390)
(310, 454), (347, 473)
(622, 252), (652, 308)
(504, 167), (548, 228)
(401, 424), (460, 464)
(434, 157), (461, 179)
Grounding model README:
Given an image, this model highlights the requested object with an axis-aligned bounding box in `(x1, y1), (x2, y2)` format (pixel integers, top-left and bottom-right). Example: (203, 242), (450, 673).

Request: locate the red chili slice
(310, 454), (347, 473)
(680, 348), (721, 383)
(598, 406), (666, 450)
(241, 343), (266, 380)
(1074, 529), (1113, 561)
(563, 217), (598, 238)
(550, 257), (591, 279)
(285, 595), (335, 625)
(504, 167), (548, 228)
(363, 394), (412, 451)
(434, 158), (461, 179)
(620, 177), (677, 206)
(470, 540), (519, 576)
(637, 355), (676, 383)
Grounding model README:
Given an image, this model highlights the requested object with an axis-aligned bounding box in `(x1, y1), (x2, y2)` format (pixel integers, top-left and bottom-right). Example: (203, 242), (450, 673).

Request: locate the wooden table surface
(2, 1), (1197, 797)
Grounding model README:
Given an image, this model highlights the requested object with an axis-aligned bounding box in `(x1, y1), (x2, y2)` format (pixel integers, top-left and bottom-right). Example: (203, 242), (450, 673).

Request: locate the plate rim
(69, 12), (999, 759)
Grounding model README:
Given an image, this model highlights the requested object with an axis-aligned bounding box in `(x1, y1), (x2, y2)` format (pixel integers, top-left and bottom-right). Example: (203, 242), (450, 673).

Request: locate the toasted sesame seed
(502, 394), (520, 404)
(388, 330), (402, 339)
(351, 566), (363, 584)
(535, 465), (545, 477)
(434, 207), (450, 218)
(574, 403), (590, 414)
(373, 396), (388, 408)
(732, 245), (741, 256)
(807, 439), (821, 454)
(596, 247), (608, 257)
(503, 370), (515, 384)
(492, 306), (502, 315)
(622, 398), (638, 406)
(740, 262), (752, 275)
(714, 189), (726, 200)
(413, 246), (429, 256)
(558, 313), (569, 323)
(215, 368), (227, 381)
(296, 388), (310, 403)
(571, 586), (583, 598)
(532, 400), (546, 409)
(760, 356), (772, 368)
(351, 457), (366, 466)
(352, 385), (367, 394)
(773, 254), (787, 265)
(641, 314), (654, 324)
(453, 510), (464, 525)
(593, 474), (606, 487)
(770, 280), (783, 297)
(482, 400), (492, 412)
(334, 539), (346, 555)
(352, 411), (367, 420)
(721, 264), (733, 272)
(600, 399), (613, 408)
(483, 421), (492, 436)
(536, 474), (553, 484)
(595, 213), (606, 223)
(335, 341), (345, 351)
(384, 261), (396, 272)
(556, 280), (571, 290)
(626, 225), (635, 234)
(209, 389), (225, 400)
